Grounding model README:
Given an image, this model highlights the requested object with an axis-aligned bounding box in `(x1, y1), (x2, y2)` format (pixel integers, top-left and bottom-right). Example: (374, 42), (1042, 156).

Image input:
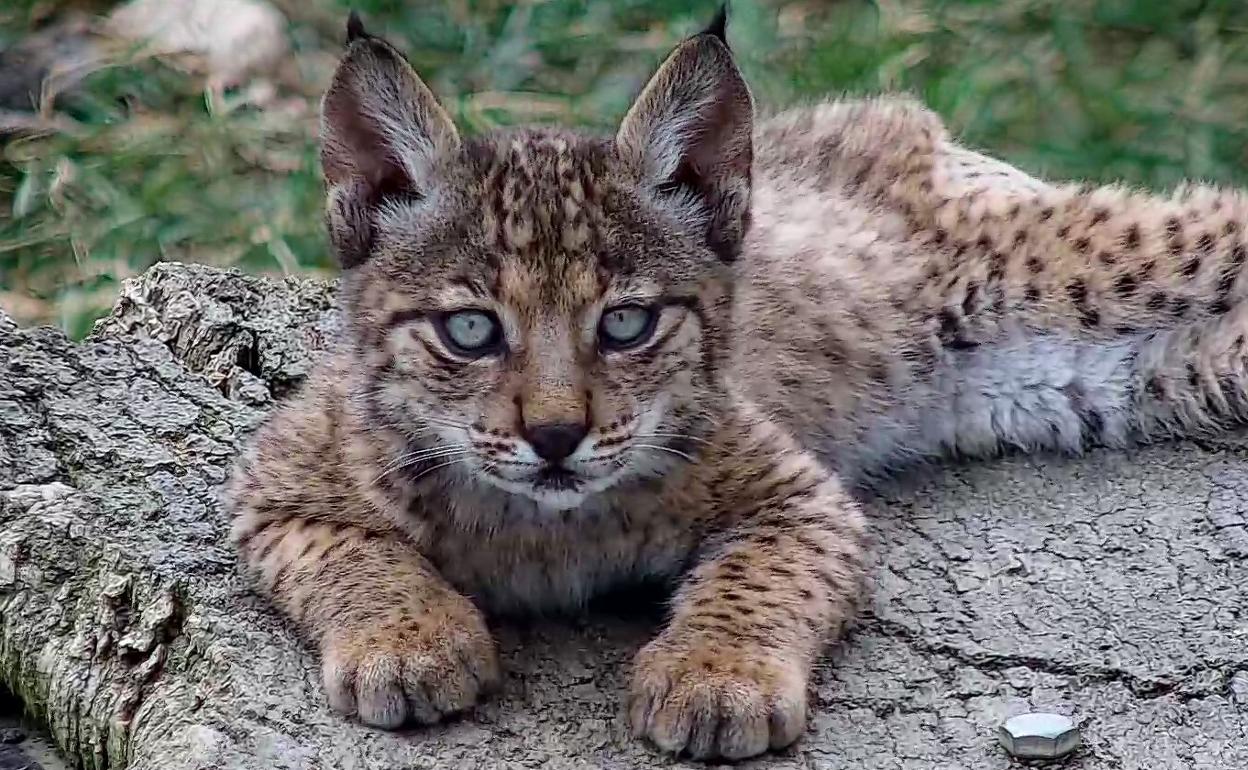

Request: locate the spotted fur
(227, 12), (1248, 761)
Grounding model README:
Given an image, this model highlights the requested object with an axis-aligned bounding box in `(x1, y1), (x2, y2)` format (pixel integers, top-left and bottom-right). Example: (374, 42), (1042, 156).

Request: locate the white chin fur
(477, 474), (588, 511)
(526, 488), (588, 512)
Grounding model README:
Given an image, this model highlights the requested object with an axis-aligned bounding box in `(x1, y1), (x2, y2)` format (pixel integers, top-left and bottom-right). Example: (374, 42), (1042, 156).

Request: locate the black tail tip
(702, 3), (729, 46)
(346, 10), (368, 44)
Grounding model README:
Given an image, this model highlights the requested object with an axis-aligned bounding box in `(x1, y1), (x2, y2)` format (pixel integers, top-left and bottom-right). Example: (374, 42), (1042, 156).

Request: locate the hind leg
(1131, 303), (1248, 439)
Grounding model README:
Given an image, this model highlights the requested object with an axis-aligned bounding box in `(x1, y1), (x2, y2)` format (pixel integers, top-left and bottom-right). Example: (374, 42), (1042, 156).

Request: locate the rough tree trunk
(0, 263), (1245, 770)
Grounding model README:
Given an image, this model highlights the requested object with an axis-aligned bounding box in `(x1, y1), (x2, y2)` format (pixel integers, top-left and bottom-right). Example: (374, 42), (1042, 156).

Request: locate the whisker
(407, 457), (470, 485)
(630, 443), (696, 463)
(633, 432), (715, 447)
(389, 448), (472, 469)
(421, 416), (471, 431)
(380, 442), (470, 465)
(373, 447), (471, 483)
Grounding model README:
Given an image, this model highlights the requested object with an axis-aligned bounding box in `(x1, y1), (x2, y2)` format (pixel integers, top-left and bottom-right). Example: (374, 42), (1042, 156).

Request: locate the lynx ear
(616, 9), (753, 261)
(320, 13), (459, 267)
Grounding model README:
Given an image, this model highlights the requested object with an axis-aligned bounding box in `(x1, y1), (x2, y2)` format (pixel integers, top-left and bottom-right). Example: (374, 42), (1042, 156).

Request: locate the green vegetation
(2, 0), (1247, 336)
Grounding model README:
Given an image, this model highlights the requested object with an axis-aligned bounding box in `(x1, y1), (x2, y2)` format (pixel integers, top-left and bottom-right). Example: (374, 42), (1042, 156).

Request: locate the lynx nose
(523, 422), (588, 463)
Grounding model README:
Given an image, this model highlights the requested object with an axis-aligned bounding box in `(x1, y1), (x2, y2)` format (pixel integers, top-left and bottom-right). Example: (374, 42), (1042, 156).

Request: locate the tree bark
(1, 263), (1244, 769)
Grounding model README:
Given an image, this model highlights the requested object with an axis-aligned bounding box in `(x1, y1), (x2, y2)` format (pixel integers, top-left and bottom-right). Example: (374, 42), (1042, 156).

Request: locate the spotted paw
(627, 632), (808, 760)
(320, 603), (500, 729)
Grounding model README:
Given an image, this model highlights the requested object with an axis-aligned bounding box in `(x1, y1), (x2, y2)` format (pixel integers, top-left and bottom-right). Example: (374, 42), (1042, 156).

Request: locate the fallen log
(1, 263), (1244, 769)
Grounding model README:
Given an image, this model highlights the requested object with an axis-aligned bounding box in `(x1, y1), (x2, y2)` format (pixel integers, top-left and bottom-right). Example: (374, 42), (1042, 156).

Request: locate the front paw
(320, 603), (500, 729)
(627, 632), (809, 760)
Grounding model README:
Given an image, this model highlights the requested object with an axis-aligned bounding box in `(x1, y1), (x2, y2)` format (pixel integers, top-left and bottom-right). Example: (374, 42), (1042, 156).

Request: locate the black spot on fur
(962, 282), (980, 315)
(938, 308), (959, 336)
(1068, 279), (1098, 328)
(1216, 266), (1238, 301)
(938, 308), (978, 349)
(1123, 224), (1141, 250)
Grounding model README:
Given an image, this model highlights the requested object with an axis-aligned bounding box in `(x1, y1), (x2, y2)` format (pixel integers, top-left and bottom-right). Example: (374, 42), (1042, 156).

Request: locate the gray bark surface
(1, 262), (1245, 770)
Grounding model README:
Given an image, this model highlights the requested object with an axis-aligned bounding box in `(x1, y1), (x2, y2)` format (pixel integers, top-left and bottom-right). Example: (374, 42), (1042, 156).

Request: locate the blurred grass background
(2, 0), (1247, 337)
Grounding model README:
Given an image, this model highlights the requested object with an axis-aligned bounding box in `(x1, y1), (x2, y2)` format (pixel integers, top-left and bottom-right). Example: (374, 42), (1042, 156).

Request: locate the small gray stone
(998, 712), (1080, 760)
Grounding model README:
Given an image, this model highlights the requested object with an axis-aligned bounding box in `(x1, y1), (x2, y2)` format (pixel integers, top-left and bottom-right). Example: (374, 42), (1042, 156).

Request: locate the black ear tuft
(701, 4), (729, 47)
(346, 10), (368, 44)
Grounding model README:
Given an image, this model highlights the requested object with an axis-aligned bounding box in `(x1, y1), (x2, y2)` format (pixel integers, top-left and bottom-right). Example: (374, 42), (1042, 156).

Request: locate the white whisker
(630, 443), (695, 463)
(382, 442), (468, 463)
(380, 445), (469, 471)
(421, 416), (472, 431)
(372, 447), (471, 483)
(633, 432), (715, 447)
(406, 457), (471, 485)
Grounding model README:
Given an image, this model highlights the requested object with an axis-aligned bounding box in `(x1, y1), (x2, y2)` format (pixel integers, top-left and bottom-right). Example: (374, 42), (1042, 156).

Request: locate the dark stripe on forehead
(452, 275), (495, 300)
(659, 294), (702, 310)
(484, 251), (503, 298)
(386, 309), (426, 327)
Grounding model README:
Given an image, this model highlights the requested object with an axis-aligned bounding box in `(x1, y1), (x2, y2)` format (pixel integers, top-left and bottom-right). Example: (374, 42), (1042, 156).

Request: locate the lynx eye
(437, 310), (502, 355)
(599, 305), (656, 350)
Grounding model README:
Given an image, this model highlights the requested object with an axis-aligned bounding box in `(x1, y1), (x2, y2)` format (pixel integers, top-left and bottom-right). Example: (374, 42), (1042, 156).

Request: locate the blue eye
(438, 310), (502, 355)
(599, 305), (656, 350)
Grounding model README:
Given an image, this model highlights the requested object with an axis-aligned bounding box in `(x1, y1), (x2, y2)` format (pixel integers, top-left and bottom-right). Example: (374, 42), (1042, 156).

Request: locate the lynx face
(345, 134), (732, 509)
(322, 27), (753, 510)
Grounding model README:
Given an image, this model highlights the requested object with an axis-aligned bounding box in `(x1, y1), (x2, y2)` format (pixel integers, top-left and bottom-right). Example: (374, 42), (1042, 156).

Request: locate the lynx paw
(627, 633), (808, 760)
(320, 604), (500, 729)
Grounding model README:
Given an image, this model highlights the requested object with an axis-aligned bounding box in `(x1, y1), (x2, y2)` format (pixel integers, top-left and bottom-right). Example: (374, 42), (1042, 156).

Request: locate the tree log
(1, 263), (1245, 769)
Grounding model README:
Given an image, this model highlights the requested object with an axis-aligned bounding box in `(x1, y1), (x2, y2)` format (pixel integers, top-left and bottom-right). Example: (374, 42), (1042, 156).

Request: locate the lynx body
(228, 12), (1248, 760)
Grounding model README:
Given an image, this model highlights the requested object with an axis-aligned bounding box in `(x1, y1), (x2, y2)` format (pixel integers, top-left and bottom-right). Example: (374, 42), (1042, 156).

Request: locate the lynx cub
(228, 10), (1248, 760)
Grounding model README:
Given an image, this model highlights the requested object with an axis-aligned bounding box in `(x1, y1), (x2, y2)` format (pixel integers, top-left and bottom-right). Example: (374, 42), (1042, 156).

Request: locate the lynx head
(323, 10), (753, 511)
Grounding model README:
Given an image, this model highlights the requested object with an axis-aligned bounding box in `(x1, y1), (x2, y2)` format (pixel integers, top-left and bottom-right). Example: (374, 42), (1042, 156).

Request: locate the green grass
(2, 0), (1248, 336)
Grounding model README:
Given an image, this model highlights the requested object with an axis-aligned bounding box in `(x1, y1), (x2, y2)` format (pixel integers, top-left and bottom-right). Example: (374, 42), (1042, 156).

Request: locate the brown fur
(227, 13), (1248, 761)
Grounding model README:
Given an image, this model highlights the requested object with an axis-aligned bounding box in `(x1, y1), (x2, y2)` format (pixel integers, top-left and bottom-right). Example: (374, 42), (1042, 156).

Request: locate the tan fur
(227, 15), (1248, 761)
